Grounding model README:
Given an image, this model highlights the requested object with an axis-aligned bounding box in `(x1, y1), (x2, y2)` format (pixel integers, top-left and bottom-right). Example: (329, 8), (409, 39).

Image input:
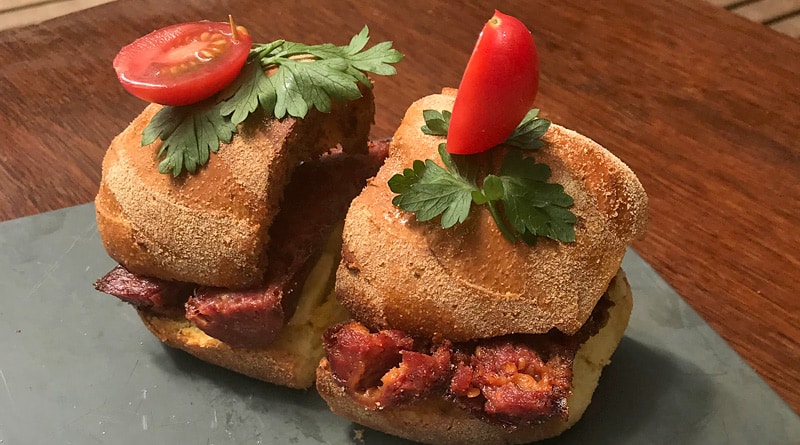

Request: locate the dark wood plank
(0, 0), (798, 415)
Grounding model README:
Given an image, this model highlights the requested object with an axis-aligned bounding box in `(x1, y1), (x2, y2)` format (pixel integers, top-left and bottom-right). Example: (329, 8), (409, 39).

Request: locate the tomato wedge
(446, 11), (540, 155)
(113, 21), (252, 106)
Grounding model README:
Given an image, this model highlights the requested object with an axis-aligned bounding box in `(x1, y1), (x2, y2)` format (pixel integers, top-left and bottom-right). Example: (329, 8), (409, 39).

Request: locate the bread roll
(96, 87), (374, 289)
(317, 269), (633, 444)
(336, 89), (647, 340)
(94, 80), (377, 386)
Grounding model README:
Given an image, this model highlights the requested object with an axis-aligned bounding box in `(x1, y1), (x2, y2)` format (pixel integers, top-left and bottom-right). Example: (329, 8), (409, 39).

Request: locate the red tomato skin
(446, 11), (539, 155)
(113, 22), (252, 106)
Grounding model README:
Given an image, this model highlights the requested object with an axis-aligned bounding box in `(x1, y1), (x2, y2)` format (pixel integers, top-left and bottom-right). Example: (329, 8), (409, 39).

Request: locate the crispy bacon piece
(93, 265), (192, 316)
(450, 338), (572, 425)
(325, 323), (574, 422)
(376, 342), (452, 407)
(450, 292), (614, 425)
(323, 321), (452, 408)
(323, 292), (614, 426)
(324, 321), (414, 393)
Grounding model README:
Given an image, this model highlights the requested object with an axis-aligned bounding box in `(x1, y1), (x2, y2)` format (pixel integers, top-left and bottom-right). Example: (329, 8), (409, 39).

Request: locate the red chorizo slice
(94, 265), (192, 316)
(185, 286), (285, 348)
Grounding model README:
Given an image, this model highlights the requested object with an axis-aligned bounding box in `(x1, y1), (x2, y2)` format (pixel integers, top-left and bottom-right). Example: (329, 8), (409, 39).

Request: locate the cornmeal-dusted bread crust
(96, 87), (374, 289)
(140, 311), (314, 388)
(336, 89), (647, 340)
(317, 269), (633, 444)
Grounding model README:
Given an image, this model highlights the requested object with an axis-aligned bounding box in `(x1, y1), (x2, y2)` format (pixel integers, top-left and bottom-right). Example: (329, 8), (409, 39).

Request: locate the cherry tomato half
(113, 21), (252, 106)
(446, 11), (540, 155)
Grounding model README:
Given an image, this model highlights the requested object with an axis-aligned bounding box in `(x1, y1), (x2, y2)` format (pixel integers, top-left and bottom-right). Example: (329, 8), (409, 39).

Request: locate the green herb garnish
(143, 26), (402, 176)
(142, 100), (236, 177)
(388, 145), (476, 229)
(420, 109), (451, 135)
(388, 110), (576, 244)
(505, 109), (551, 150)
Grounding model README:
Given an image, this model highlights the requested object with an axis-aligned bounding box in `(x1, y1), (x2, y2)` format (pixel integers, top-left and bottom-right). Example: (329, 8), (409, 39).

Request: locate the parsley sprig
(142, 26), (402, 176)
(388, 110), (577, 244)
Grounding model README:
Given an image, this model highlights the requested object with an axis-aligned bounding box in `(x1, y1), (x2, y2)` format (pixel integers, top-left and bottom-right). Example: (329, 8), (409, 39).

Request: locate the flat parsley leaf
(388, 145), (476, 228)
(225, 25), (402, 122)
(142, 100), (236, 177)
(505, 109), (551, 150)
(218, 58), (277, 126)
(390, 108), (577, 244)
(420, 109), (451, 135)
(496, 150), (576, 242)
(142, 26), (402, 176)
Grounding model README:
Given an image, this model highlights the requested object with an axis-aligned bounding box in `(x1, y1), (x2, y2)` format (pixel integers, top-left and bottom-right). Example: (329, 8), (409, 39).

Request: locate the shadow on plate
(543, 335), (716, 444)
(155, 344), (334, 439)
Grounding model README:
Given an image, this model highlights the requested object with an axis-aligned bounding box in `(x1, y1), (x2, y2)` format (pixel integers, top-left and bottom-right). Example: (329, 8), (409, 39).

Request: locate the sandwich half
(94, 86), (387, 389)
(316, 89), (648, 443)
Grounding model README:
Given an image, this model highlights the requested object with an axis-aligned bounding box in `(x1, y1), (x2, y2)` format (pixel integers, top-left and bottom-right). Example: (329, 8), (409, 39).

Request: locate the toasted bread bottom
(139, 228), (350, 389)
(316, 269), (633, 444)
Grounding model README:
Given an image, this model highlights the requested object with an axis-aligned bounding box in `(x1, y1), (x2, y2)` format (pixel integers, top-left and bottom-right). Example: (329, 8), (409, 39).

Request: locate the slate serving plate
(0, 204), (798, 444)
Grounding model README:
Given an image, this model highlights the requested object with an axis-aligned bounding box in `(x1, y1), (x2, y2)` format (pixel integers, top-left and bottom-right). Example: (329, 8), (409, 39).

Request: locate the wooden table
(1, 0), (798, 415)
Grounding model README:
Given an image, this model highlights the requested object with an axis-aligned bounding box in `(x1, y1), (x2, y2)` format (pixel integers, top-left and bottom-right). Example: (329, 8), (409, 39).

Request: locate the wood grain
(0, 0), (798, 416)
(771, 11), (800, 35)
(0, 0), (116, 30)
(731, 0), (800, 22)
(5, 0), (800, 37)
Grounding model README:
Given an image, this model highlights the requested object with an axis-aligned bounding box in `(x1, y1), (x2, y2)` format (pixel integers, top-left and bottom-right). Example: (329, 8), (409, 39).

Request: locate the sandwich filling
(322, 276), (616, 427)
(95, 141), (389, 348)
